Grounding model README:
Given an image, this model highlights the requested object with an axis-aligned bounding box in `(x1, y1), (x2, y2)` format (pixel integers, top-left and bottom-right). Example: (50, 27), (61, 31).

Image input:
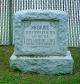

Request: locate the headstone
(10, 10), (74, 74)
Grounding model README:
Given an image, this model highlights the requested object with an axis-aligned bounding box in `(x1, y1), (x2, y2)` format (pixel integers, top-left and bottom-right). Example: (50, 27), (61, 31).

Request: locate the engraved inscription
(23, 21), (58, 49)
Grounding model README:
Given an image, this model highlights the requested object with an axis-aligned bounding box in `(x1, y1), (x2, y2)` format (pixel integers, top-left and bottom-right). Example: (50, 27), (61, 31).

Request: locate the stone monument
(10, 10), (74, 74)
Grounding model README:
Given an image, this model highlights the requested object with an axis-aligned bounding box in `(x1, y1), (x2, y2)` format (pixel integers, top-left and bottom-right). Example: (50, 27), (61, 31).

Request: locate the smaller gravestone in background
(10, 10), (74, 74)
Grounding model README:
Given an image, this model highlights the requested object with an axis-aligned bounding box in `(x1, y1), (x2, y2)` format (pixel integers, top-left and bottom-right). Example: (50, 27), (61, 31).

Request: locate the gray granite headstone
(10, 10), (74, 74)
(13, 10), (68, 56)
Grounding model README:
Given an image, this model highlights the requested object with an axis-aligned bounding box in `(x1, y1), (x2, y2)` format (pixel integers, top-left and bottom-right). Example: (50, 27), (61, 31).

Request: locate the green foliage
(0, 46), (80, 84)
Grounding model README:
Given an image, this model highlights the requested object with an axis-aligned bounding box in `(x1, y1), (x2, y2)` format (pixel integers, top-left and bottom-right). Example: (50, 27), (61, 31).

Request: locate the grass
(0, 45), (80, 84)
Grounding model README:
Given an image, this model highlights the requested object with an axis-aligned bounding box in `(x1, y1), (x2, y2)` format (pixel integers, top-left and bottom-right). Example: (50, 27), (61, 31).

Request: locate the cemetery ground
(0, 45), (80, 84)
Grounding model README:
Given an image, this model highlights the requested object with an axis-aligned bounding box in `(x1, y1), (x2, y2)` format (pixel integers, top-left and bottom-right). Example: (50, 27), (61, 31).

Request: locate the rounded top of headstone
(15, 9), (67, 15)
(14, 10), (68, 20)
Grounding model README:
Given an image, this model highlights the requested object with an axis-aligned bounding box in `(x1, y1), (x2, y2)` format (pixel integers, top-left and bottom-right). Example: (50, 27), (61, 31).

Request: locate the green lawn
(0, 45), (80, 84)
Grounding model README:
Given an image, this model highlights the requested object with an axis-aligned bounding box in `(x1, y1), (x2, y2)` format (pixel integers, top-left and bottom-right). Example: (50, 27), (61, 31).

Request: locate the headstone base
(10, 51), (74, 74)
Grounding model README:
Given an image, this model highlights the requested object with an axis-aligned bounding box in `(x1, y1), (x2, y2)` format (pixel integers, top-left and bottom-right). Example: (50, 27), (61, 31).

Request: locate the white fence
(0, 0), (80, 47)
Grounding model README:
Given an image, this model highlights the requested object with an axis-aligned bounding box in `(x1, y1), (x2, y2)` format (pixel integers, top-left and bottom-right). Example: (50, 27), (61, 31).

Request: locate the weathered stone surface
(13, 10), (68, 56)
(10, 51), (74, 74)
(10, 10), (74, 74)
